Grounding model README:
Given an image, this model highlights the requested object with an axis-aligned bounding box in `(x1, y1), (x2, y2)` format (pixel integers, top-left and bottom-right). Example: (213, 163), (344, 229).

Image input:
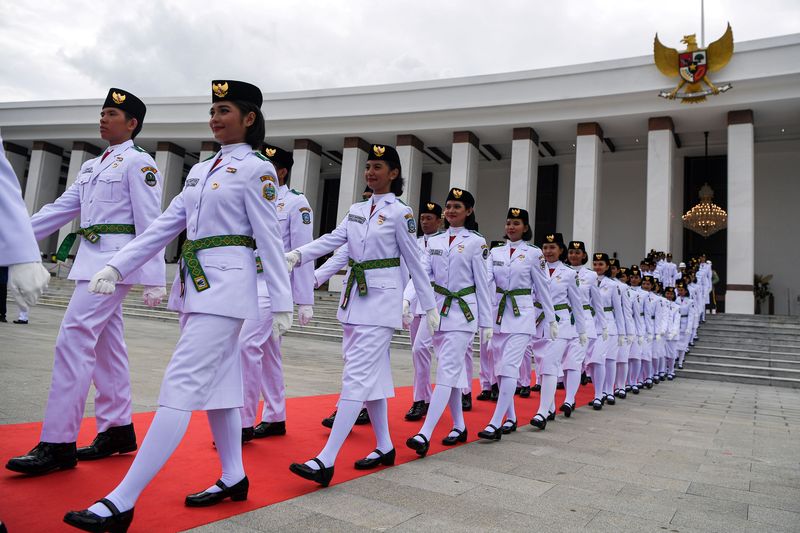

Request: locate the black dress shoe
(442, 427), (467, 446)
(354, 448), (395, 470)
(514, 386), (521, 395)
(644, 379), (653, 389)
(321, 410), (337, 428)
(461, 393), (472, 412)
(559, 402), (573, 418)
(185, 476), (249, 507)
(77, 424), (137, 461)
(477, 424), (501, 441)
(0, 316), (7, 323)
(355, 408), (370, 425)
(476, 390), (492, 401)
(605, 395), (616, 406)
(530, 414), (547, 430)
(253, 421), (286, 438)
(12, 319), (28, 324)
(241, 427), (255, 443)
(289, 458), (334, 487)
(6, 441), (77, 475)
(490, 383), (499, 401)
(405, 434), (430, 457)
(618, 390), (627, 399)
(546, 411), (556, 421)
(580, 372), (588, 386)
(519, 386), (531, 398)
(531, 384), (541, 392)
(677, 363), (684, 369)
(64, 498), (133, 533)
(625, 385), (632, 392)
(667, 374), (675, 381)
(591, 398), (603, 410)
(404, 400), (426, 421)
(501, 420), (517, 434)
(631, 385), (640, 394)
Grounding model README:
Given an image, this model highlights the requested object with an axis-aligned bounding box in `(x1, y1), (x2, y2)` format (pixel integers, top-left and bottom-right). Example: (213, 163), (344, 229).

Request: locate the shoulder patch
(262, 182), (276, 201)
(482, 248), (489, 259)
(259, 174), (277, 183)
(407, 218), (417, 234)
(403, 213), (413, 220)
(132, 145), (147, 153)
(253, 151), (270, 161)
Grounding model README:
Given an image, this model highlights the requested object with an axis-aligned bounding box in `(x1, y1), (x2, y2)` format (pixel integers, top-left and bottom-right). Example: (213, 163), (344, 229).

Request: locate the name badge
(493, 260), (504, 266)
(185, 178), (199, 187)
(348, 214), (366, 224)
(81, 167), (92, 174)
(429, 249), (443, 256)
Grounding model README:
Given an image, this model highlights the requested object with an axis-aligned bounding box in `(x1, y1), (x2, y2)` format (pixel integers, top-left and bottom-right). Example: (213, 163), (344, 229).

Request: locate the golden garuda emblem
(212, 81), (229, 98)
(111, 92), (126, 104)
(265, 147), (277, 157)
(372, 145), (386, 157)
(654, 23), (733, 103)
(511, 208), (520, 217)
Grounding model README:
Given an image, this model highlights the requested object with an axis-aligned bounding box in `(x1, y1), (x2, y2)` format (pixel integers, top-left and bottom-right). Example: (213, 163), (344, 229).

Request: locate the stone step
(704, 315), (800, 326)
(677, 367), (800, 388)
(689, 344), (800, 359)
(688, 351), (800, 368)
(683, 359), (800, 379)
(692, 335), (800, 351)
(697, 325), (800, 338)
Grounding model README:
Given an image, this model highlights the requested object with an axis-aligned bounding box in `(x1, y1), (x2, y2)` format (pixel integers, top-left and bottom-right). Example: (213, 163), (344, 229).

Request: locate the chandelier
(682, 131), (727, 237)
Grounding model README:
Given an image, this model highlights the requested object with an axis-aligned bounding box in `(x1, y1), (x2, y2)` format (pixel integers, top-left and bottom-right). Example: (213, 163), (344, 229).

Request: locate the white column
(726, 110), (755, 314)
(2, 141), (28, 190)
(292, 138), (322, 233)
(337, 137), (368, 223)
(397, 134), (424, 212)
(645, 117), (676, 254)
(25, 141), (64, 254)
(155, 141), (186, 261)
(56, 142), (102, 259)
(508, 127), (539, 217)
(449, 131), (479, 193)
(572, 123), (603, 255)
(198, 141), (220, 163)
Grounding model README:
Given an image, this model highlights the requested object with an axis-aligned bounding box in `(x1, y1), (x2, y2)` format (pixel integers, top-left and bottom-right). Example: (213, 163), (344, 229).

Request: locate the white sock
(590, 362), (605, 400)
(615, 362), (628, 390)
(91, 406), (191, 516)
(603, 359), (616, 395)
(678, 351), (685, 365)
(564, 370), (581, 405)
(629, 360), (641, 386)
(364, 399), (392, 459)
(415, 384), (452, 442)
(488, 376), (516, 430)
(446, 386), (465, 438)
(203, 408), (245, 493)
(310, 398), (362, 469)
(536, 375), (557, 417)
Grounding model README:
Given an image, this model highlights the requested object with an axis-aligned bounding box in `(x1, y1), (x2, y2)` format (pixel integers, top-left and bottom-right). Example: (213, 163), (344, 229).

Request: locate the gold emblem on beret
(452, 188), (463, 199)
(595, 253), (603, 259)
(265, 147), (277, 157)
(511, 208), (521, 217)
(573, 242), (581, 248)
(546, 234), (555, 242)
(112, 92), (126, 104)
(372, 145), (386, 157)
(212, 82), (229, 98)
(427, 203), (435, 210)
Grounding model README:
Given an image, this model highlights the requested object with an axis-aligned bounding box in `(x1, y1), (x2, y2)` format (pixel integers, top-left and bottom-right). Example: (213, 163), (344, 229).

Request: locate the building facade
(2, 34), (799, 314)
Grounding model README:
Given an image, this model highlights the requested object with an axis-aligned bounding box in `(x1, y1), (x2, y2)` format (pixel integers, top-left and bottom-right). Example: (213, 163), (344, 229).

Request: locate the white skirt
(433, 330), (473, 388)
(561, 337), (585, 372)
(340, 324), (395, 401)
(490, 332), (532, 379)
(533, 338), (566, 377)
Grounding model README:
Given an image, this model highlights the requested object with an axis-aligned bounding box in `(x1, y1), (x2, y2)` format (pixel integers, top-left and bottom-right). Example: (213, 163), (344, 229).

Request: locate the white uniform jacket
(0, 132), (40, 265)
(628, 286), (646, 337)
(617, 280), (636, 337)
(676, 296), (696, 333)
(296, 193), (435, 329)
(30, 140), (165, 285)
(108, 143), (291, 319)
(545, 261), (586, 339)
(487, 241), (554, 335)
(276, 184), (314, 306)
(596, 275), (625, 336)
(575, 266), (605, 339)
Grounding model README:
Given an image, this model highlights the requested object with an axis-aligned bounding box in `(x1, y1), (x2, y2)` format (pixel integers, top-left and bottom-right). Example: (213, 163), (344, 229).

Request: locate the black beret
(103, 88), (145, 124)
(593, 252), (610, 263)
(506, 207), (529, 225)
(446, 187), (475, 208)
(541, 232), (565, 249)
(609, 258), (620, 268)
(629, 265), (641, 275)
(366, 144), (401, 168)
(262, 143), (294, 170)
(642, 274), (655, 284)
(421, 202), (442, 217)
(568, 240), (586, 252)
(211, 80), (263, 107)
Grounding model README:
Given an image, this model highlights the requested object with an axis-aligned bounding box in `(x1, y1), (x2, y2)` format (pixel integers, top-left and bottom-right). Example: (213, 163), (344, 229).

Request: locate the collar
(105, 139), (133, 154)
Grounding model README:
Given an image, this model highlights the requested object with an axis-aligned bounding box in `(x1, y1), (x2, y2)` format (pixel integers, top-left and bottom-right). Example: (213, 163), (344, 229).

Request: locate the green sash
(341, 257), (401, 309)
(180, 235), (256, 292)
(553, 302), (575, 325)
(495, 287), (531, 325)
(582, 303), (595, 316)
(433, 283), (476, 322)
(55, 224), (135, 261)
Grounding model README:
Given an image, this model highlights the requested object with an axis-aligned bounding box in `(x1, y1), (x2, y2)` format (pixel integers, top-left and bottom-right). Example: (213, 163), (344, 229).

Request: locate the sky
(0, 0), (798, 102)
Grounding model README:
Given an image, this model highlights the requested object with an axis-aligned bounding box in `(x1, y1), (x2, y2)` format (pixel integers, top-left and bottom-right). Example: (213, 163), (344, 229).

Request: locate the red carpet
(0, 380), (594, 532)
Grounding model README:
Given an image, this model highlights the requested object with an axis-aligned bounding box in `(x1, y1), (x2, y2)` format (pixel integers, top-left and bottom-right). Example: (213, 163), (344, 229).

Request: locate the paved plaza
(2, 307), (800, 532)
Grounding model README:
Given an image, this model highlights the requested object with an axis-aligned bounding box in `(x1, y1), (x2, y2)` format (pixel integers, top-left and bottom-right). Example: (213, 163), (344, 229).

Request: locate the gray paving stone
(288, 487), (421, 529)
(747, 504), (800, 530)
(580, 464), (691, 492)
(687, 481), (800, 513)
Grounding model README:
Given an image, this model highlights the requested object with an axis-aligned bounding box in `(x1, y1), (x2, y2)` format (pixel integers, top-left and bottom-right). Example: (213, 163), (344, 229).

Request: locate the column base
(725, 290), (755, 315)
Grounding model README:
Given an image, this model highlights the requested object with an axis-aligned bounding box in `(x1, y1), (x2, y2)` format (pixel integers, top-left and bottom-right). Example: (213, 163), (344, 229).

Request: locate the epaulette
(253, 151), (270, 161)
(397, 198), (408, 206)
(132, 145), (148, 153)
(431, 230), (444, 237)
(527, 242), (541, 249)
(202, 153), (216, 162)
(358, 198), (369, 202)
(290, 189), (302, 195)
(468, 230), (484, 238)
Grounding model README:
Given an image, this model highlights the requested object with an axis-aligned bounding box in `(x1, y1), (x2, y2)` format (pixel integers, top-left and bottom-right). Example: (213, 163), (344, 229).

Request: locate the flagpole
(700, 0), (705, 47)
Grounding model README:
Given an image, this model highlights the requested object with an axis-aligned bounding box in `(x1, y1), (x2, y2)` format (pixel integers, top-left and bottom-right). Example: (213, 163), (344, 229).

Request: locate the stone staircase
(680, 313), (800, 388)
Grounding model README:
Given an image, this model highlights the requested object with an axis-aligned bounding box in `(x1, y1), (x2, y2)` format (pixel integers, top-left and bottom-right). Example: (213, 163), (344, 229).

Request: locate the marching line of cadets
(0, 80), (714, 533)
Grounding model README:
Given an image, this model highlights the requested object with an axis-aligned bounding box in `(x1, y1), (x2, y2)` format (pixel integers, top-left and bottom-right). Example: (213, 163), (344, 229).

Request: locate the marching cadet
(402, 201), (444, 421)
(478, 209), (554, 440)
(675, 280), (696, 369)
(640, 275), (665, 387)
(7, 89), (167, 477)
(613, 266), (636, 399)
(286, 144), (437, 486)
(592, 253), (625, 407)
(625, 265), (647, 393)
(0, 132), (50, 310)
(405, 187), (492, 456)
(654, 281), (670, 381)
(531, 233), (585, 430)
(63, 80), (293, 532)
(239, 143), (314, 441)
(663, 286), (681, 380)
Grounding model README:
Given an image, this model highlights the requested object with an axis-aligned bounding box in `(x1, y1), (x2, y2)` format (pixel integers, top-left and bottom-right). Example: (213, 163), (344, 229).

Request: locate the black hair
(230, 100), (265, 149)
(387, 160), (404, 196)
(123, 111), (142, 139)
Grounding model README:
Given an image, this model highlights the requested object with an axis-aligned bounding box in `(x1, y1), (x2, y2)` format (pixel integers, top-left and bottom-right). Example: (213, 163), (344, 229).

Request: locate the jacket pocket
(95, 173), (123, 202)
(203, 254), (244, 271)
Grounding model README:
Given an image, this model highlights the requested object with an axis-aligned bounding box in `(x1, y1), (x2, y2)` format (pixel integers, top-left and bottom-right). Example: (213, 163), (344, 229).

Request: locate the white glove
(272, 311), (293, 337)
(670, 330), (678, 340)
(425, 308), (440, 335)
(8, 262), (50, 307)
(617, 336), (625, 346)
(549, 321), (558, 341)
(142, 286), (166, 308)
(579, 333), (588, 346)
(481, 327), (493, 343)
(685, 328), (692, 335)
(648, 334), (654, 342)
(402, 300), (414, 330)
(602, 328), (608, 341)
(638, 335), (644, 346)
(628, 334), (635, 345)
(88, 266), (121, 295)
(298, 304), (313, 326)
(656, 333), (662, 341)
(285, 250), (301, 273)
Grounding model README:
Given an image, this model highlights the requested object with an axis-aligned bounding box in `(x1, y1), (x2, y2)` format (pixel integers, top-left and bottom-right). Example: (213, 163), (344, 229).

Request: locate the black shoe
(185, 476), (249, 507)
(531, 384), (541, 392)
(76, 424), (137, 461)
(631, 385), (640, 395)
(667, 374), (675, 381)
(559, 402), (573, 418)
(677, 363), (684, 369)
(461, 393), (472, 412)
(644, 379), (653, 389)
(253, 421), (286, 438)
(289, 458), (334, 487)
(12, 320), (28, 324)
(591, 398), (603, 410)
(501, 420), (517, 434)
(618, 390), (627, 399)
(354, 448), (395, 470)
(477, 424), (501, 441)
(405, 434), (430, 457)
(519, 386), (531, 398)
(64, 498), (133, 533)
(490, 383), (499, 402)
(442, 427), (467, 446)
(321, 410), (337, 428)
(556, 381), (565, 390)
(652, 376), (660, 384)
(586, 376), (593, 384)
(514, 386), (521, 395)
(0, 316), (6, 323)
(614, 389), (623, 398)
(605, 395), (616, 406)
(355, 408), (370, 425)
(530, 414), (547, 430)
(546, 411), (556, 421)
(404, 401), (427, 421)
(241, 427), (255, 443)
(580, 372), (588, 386)
(476, 390), (492, 401)
(625, 385), (632, 392)
(6, 442), (77, 475)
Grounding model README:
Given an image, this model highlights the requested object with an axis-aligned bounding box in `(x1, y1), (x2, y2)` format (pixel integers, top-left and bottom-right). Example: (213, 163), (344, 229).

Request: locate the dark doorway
(416, 171), (434, 236)
(316, 178), (341, 267)
(683, 154), (727, 311)
(533, 164), (559, 244)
